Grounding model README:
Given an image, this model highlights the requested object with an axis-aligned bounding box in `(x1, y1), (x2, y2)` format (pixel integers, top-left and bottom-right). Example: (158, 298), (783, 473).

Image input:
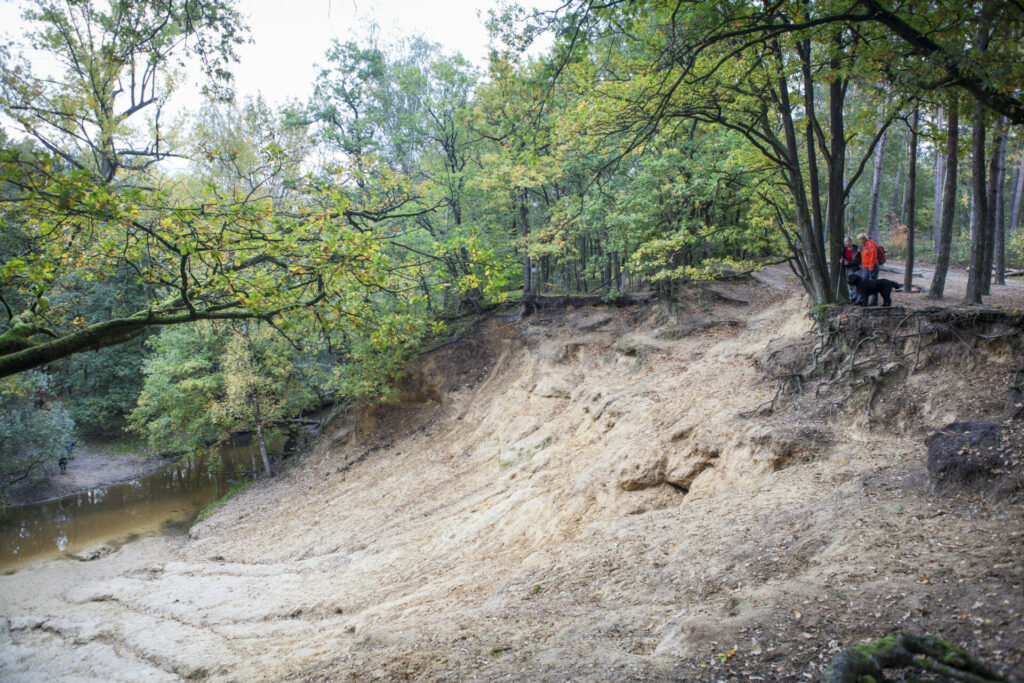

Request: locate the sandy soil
(0, 263), (1022, 682)
(881, 257), (1024, 311)
(8, 442), (171, 506)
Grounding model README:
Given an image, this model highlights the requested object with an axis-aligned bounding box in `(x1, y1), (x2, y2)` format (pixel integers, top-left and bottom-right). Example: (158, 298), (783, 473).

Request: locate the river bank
(8, 441), (171, 506)
(1, 263), (1021, 680)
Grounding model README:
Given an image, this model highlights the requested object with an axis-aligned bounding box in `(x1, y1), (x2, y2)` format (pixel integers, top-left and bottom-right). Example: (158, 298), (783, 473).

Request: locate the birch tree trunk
(899, 160), (910, 228)
(867, 129), (888, 242)
(892, 154), (903, 226)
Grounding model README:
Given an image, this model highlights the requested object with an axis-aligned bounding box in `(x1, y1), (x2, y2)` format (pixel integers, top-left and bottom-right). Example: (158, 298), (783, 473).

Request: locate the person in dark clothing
(58, 456), (68, 474)
(840, 237), (862, 303)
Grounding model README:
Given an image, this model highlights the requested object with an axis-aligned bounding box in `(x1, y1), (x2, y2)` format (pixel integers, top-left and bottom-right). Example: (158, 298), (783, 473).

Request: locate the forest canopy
(1, 0), (1023, 492)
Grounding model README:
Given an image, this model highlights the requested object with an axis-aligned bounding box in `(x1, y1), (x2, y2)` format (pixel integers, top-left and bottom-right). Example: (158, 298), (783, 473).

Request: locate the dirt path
(883, 257), (1024, 310)
(8, 442), (170, 506)
(1, 264), (1022, 681)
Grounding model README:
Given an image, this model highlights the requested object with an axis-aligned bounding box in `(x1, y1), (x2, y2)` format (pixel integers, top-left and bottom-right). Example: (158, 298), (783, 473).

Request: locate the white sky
(231, 0), (512, 106)
(0, 0), (558, 115)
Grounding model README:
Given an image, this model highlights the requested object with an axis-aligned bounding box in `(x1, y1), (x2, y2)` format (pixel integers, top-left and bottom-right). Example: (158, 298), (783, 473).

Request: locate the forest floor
(8, 440), (169, 506)
(1, 261), (1022, 682)
(872, 257), (1023, 311)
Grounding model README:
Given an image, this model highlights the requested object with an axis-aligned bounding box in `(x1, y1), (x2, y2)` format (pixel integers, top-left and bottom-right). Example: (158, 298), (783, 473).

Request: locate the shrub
(0, 372), (75, 506)
(1008, 229), (1024, 270)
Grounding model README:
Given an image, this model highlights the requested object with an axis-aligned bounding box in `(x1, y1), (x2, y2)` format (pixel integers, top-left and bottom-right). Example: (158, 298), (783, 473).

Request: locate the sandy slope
(1, 265), (1022, 681)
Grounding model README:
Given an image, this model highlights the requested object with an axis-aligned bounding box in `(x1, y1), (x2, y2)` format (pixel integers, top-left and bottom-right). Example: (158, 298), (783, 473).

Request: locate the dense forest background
(2, 0), (1022, 503)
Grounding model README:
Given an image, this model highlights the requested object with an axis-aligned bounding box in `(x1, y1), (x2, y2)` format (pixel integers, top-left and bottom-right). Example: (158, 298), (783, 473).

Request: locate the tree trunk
(0, 313), (149, 379)
(799, 40), (824, 249)
(891, 141), (903, 227)
(982, 117), (1004, 293)
(844, 169), (852, 236)
(969, 185), (975, 241)
(993, 119), (1009, 286)
(867, 128), (888, 242)
(933, 108), (945, 254)
(822, 630), (1004, 683)
(518, 189), (532, 297)
(249, 441), (259, 478)
(904, 108), (918, 292)
(251, 394), (273, 478)
(929, 93), (959, 300)
(774, 43), (829, 303)
(1010, 141), (1024, 235)
(826, 68), (848, 298)
(964, 97), (988, 304)
(898, 158), (909, 228)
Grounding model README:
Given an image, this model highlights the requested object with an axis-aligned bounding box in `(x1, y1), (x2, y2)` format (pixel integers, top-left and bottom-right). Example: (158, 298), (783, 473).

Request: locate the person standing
(841, 236), (862, 303)
(858, 233), (881, 306)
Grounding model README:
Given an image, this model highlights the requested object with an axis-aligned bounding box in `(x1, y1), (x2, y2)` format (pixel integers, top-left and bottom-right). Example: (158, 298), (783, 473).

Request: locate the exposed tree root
(750, 306), (1024, 420)
(520, 292), (654, 315)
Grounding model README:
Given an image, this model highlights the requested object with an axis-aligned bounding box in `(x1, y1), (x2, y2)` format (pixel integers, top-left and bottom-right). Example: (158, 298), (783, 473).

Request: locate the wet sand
(8, 442), (171, 506)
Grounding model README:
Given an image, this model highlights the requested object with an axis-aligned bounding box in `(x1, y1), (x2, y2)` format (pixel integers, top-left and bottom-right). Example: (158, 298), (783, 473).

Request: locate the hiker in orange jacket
(857, 233), (881, 306)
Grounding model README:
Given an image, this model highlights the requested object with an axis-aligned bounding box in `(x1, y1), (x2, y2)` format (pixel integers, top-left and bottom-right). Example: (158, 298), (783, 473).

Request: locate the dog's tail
(893, 282), (903, 290)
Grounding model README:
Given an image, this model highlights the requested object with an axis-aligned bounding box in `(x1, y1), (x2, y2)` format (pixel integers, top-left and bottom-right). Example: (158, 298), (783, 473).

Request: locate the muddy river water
(0, 440), (273, 573)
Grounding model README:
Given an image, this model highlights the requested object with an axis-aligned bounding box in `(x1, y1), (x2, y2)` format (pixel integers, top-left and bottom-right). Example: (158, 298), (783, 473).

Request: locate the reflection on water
(0, 439), (277, 573)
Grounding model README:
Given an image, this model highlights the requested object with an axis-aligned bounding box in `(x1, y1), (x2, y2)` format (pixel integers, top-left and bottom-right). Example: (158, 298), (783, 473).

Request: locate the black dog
(848, 273), (902, 306)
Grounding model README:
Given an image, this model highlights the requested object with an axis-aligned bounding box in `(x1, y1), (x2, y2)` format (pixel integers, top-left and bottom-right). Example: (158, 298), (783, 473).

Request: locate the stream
(0, 439), (276, 573)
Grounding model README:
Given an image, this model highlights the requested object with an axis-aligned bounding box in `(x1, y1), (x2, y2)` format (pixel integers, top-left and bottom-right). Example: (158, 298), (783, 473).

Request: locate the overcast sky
(230, 0), (535, 106)
(0, 0), (557, 114)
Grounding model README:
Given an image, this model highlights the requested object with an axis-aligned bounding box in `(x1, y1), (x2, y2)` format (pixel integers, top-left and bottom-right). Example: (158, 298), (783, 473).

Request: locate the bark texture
(929, 93), (959, 300)
(904, 108), (918, 292)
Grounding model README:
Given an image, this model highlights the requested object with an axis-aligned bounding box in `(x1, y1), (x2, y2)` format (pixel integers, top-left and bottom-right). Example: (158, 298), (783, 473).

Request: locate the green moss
(823, 630), (1005, 683)
(941, 649), (969, 667)
(849, 632), (902, 658)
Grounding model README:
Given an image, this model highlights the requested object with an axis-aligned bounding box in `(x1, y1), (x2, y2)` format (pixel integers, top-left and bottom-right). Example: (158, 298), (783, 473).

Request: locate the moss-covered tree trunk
(821, 630), (1005, 683)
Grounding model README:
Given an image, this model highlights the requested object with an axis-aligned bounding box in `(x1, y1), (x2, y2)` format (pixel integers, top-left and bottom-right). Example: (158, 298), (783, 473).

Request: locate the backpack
(877, 243), (886, 265)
